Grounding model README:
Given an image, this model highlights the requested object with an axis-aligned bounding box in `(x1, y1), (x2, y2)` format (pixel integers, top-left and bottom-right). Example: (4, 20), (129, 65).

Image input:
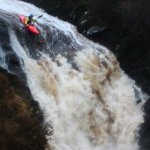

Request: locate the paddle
(37, 14), (43, 19)
(33, 14), (44, 23)
(30, 14), (44, 25)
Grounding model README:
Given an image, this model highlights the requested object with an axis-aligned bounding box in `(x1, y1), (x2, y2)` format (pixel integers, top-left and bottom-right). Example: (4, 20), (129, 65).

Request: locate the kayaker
(25, 14), (36, 25)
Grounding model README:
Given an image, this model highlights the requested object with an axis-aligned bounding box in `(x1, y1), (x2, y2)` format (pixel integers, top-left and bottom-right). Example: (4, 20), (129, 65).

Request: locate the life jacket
(25, 17), (34, 25)
(24, 17), (29, 25)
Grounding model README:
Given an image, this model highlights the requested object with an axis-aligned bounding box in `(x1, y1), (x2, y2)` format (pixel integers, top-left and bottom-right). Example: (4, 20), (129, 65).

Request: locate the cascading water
(0, 0), (148, 150)
(0, 45), (8, 69)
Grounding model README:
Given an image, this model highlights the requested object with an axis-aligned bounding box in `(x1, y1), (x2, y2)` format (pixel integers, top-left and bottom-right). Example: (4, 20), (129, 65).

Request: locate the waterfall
(0, 0), (148, 150)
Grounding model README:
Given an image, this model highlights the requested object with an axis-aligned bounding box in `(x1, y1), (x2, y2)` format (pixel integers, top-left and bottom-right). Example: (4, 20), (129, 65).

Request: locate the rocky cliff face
(0, 68), (47, 150)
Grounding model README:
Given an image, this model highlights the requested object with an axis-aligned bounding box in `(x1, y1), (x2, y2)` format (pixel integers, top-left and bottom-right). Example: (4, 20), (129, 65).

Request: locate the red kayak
(19, 15), (40, 35)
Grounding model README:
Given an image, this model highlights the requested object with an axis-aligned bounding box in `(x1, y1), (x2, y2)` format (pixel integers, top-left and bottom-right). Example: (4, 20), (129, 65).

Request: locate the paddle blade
(38, 14), (43, 18)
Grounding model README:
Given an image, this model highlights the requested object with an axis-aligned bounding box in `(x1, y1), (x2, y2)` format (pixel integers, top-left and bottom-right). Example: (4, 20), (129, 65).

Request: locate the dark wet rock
(87, 26), (107, 36)
(0, 67), (47, 150)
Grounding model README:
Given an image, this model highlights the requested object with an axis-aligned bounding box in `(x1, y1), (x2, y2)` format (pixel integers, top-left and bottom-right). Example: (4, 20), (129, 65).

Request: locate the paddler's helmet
(29, 14), (33, 19)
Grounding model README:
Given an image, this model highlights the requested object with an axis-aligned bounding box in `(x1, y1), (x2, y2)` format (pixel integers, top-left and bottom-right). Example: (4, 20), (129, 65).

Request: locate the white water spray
(0, 45), (8, 69)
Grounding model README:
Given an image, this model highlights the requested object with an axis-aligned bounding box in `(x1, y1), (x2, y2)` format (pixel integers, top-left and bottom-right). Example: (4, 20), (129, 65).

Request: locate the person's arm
(32, 18), (36, 23)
